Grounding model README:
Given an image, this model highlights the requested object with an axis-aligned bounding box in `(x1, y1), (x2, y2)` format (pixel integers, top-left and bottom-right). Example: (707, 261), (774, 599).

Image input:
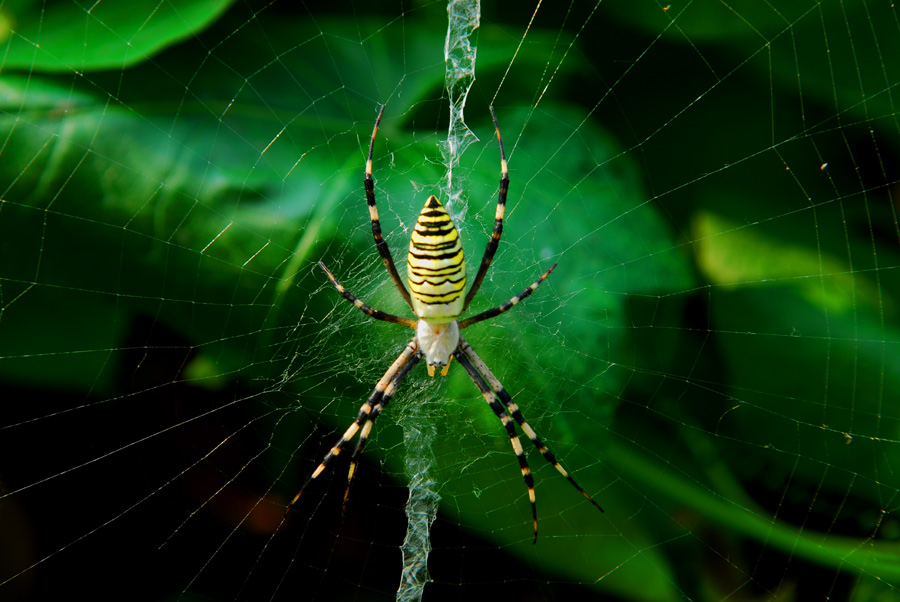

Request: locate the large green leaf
(0, 8), (690, 597)
(1, 0), (236, 71)
(9, 1), (897, 599)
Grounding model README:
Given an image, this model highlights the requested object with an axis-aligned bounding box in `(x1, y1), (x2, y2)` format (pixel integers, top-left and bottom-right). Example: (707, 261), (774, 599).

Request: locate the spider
(288, 106), (603, 542)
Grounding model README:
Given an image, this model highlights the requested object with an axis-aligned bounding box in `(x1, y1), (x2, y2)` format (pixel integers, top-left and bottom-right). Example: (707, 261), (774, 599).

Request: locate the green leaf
(1, 0), (237, 71)
(0, 7), (690, 597)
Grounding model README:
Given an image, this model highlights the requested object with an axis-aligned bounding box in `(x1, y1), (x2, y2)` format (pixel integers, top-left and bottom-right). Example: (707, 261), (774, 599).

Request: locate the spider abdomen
(407, 195), (466, 322)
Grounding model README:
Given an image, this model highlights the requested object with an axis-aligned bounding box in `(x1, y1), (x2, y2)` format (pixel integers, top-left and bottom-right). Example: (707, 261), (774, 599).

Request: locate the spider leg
(286, 341), (420, 513)
(343, 347), (422, 509)
(364, 105), (414, 310)
(458, 263), (557, 330)
(457, 339), (604, 519)
(463, 106), (509, 312)
(453, 348), (540, 543)
(319, 261), (416, 328)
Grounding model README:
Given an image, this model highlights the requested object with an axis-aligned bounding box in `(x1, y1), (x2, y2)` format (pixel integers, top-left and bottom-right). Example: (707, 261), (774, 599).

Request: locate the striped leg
(319, 261), (416, 328)
(343, 350), (422, 508)
(464, 106), (509, 311)
(286, 341), (420, 513)
(458, 263), (557, 330)
(364, 105), (413, 310)
(454, 349), (540, 543)
(457, 339), (604, 519)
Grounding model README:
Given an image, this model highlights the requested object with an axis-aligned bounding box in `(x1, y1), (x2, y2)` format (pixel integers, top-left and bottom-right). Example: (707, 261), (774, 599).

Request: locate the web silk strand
(396, 1), (480, 601)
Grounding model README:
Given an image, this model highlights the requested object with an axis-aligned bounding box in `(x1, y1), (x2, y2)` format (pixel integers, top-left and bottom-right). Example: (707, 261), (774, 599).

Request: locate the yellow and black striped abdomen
(407, 195), (466, 322)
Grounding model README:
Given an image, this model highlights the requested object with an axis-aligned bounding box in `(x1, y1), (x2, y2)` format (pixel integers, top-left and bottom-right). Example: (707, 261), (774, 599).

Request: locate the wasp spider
(288, 107), (603, 542)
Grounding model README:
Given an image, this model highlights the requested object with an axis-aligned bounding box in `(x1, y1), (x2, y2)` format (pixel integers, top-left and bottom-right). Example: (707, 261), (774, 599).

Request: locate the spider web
(2, 1), (899, 601)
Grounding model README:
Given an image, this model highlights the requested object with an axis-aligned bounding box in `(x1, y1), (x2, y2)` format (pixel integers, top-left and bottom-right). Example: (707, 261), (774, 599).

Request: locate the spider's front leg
(343, 345), (421, 507)
(453, 345), (540, 542)
(286, 341), (420, 514)
(454, 338), (604, 543)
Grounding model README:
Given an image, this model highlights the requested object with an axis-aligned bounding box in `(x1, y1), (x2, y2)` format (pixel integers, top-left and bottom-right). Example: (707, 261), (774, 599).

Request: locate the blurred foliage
(1, 0), (899, 601)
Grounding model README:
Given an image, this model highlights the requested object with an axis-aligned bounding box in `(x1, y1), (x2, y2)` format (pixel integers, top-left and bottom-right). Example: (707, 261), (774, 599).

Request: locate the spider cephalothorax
(288, 107), (603, 542)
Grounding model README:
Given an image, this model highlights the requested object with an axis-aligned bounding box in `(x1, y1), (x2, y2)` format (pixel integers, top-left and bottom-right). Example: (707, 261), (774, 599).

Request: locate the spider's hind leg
(363, 106), (414, 310)
(464, 107), (510, 311)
